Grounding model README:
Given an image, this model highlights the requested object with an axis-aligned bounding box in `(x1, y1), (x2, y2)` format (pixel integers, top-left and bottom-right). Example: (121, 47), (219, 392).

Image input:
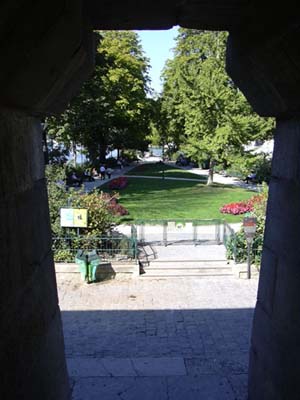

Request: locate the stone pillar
(0, 109), (70, 400)
(226, 24), (300, 398)
(248, 117), (300, 399)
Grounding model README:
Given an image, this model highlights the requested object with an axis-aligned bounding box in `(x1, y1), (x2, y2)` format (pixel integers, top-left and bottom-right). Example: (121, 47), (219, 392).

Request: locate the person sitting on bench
(245, 171), (256, 184)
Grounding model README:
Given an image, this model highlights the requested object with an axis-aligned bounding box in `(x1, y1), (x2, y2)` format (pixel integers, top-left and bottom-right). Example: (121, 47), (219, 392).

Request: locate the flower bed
(108, 176), (128, 190)
(107, 197), (129, 216)
(220, 194), (264, 215)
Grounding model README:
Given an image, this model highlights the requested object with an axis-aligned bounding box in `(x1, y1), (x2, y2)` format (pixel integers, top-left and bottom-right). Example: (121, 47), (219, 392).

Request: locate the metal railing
(223, 221), (263, 266)
(135, 219), (223, 246)
(52, 231), (137, 263)
(223, 221), (237, 263)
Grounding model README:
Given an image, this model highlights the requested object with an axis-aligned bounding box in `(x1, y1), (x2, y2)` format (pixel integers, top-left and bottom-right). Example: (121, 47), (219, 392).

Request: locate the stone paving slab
(67, 357), (186, 377)
(57, 271), (258, 399)
(71, 375), (236, 400)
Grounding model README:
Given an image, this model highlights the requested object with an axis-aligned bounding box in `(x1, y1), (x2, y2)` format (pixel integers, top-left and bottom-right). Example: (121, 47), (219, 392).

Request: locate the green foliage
(161, 29), (274, 182)
(47, 165), (117, 261)
(71, 191), (114, 236)
(121, 149), (138, 162)
(227, 153), (272, 183)
(46, 164), (69, 236)
(47, 31), (152, 164)
(226, 184), (268, 266)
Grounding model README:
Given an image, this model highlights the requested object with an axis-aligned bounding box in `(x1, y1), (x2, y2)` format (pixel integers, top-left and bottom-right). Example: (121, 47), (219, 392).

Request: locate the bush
(220, 193), (265, 215)
(108, 176), (128, 190)
(121, 149), (138, 163)
(47, 165), (130, 261)
(105, 157), (118, 168)
(71, 191), (115, 236)
(107, 197), (129, 216)
(225, 184), (268, 266)
(227, 153), (272, 183)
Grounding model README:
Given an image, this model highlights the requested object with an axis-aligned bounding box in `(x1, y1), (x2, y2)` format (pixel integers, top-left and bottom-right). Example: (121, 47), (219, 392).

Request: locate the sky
(136, 27), (178, 94)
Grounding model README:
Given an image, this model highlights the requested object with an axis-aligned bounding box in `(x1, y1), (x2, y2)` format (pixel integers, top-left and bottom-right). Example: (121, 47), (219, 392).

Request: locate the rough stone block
(257, 247), (278, 317)
(272, 118), (300, 182)
(227, 27), (300, 118)
(0, 1), (95, 115)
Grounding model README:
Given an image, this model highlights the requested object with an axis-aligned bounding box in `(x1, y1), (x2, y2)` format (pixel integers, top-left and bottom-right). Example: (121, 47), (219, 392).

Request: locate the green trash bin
(75, 250), (101, 283)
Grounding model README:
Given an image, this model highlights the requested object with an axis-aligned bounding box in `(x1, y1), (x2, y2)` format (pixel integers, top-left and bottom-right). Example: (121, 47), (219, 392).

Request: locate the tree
(47, 31), (151, 165)
(161, 29), (274, 184)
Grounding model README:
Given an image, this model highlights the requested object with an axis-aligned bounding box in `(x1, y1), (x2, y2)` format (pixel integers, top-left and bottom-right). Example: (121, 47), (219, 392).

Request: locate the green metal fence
(135, 218), (223, 246)
(223, 221), (263, 265)
(223, 221), (237, 262)
(52, 228), (137, 263)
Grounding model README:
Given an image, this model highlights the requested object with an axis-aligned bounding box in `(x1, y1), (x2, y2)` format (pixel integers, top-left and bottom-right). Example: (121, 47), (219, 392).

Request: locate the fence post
(163, 221), (168, 246)
(193, 222), (197, 246)
(139, 224), (145, 242)
(215, 220), (221, 244)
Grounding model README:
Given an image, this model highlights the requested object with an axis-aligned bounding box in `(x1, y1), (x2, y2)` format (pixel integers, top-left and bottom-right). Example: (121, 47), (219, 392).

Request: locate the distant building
(244, 139), (274, 158)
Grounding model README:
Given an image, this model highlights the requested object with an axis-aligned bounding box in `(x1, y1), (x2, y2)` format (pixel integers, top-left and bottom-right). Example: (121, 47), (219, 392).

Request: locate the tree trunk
(207, 159), (215, 185)
(72, 141), (77, 167)
(99, 144), (107, 163)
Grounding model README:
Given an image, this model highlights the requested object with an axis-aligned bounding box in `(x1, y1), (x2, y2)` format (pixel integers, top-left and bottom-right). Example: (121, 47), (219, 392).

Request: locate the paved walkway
(57, 273), (258, 399)
(82, 160), (259, 192)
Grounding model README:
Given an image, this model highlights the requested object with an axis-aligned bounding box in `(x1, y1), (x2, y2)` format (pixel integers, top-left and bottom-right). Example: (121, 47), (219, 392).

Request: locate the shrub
(108, 176), (128, 190)
(107, 197), (129, 216)
(220, 193), (266, 215)
(225, 184), (268, 266)
(121, 149), (138, 163)
(71, 191), (115, 236)
(47, 165), (125, 261)
(220, 201), (253, 215)
(105, 157), (118, 168)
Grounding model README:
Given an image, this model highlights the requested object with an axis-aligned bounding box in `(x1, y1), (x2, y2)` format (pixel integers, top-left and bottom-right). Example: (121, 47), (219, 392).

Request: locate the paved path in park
(82, 160), (259, 192)
(57, 272), (258, 399)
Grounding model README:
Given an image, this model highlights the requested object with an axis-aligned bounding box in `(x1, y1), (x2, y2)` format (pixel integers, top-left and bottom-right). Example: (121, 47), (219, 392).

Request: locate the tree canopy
(47, 30), (151, 164)
(161, 29), (274, 183)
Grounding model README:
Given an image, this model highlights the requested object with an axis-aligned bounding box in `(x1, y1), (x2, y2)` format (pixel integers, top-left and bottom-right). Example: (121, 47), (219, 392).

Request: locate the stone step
(140, 271), (233, 278)
(148, 259), (228, 264)
(140, 260), (232, 277)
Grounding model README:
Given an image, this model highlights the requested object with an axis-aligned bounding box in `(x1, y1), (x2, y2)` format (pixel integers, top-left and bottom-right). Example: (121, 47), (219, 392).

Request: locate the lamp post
(243, 216), (257, 279)
(161, 140), (165, 180)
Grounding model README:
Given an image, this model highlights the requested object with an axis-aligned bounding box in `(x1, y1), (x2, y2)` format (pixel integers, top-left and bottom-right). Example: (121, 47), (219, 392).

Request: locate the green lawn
(102, 177), (255, 223)
(125, 162), (207, 181)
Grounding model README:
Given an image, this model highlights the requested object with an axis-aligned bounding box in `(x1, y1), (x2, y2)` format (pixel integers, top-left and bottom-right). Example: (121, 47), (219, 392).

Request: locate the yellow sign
(60, 208), (88, 228)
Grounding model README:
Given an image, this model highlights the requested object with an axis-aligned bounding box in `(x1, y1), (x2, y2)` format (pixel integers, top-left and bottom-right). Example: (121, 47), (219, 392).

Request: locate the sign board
(243, 217), (257, 242)
(60, 208), (88, 228)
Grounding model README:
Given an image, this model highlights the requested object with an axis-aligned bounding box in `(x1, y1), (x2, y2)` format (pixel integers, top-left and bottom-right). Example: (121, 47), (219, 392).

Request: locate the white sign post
(243, 217), (257, 279)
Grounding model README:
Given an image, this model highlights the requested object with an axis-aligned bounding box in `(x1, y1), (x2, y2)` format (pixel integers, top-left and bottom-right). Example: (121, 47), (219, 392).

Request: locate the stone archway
(1, 2), (299, 399)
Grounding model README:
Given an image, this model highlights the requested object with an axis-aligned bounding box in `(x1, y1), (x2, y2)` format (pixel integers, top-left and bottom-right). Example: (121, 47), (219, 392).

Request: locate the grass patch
(126, 162), (207, 181)
(101, 177), (255, 223)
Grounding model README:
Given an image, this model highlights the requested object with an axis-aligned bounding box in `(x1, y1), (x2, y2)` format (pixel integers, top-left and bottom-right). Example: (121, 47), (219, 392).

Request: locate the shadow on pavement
(62, 308), (253, 400)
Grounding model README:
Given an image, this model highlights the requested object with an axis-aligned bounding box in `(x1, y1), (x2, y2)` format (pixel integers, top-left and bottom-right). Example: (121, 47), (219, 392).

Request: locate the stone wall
(1, 1), (300, 399)
(0, 110), (70, 399)
(248, 118), (300, 399)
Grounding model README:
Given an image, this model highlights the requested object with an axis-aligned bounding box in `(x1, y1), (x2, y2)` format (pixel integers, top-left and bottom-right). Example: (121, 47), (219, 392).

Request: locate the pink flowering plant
(220, 194), (265, 215)
(108, 176), (128, 190)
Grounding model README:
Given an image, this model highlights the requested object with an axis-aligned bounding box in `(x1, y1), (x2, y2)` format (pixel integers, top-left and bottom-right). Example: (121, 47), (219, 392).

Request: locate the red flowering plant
(107, 196), (129, 216)
(100, 192), (129, 216)
(108, 176), (128, 190)
(220, 193), (265, 215)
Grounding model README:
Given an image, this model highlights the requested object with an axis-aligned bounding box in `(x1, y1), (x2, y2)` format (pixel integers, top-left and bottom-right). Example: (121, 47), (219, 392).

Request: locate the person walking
(106, 167), (113, 179)
(100, 165), (106, 180)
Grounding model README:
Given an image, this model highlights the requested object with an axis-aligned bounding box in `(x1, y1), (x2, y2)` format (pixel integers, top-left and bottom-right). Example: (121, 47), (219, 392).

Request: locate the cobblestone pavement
(57, 273), (258, 399)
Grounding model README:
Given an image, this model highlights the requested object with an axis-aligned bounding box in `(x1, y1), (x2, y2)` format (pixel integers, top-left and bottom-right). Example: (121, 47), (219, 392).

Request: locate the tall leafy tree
(47, 31), (151, 164)
(161, 29), (274, 184)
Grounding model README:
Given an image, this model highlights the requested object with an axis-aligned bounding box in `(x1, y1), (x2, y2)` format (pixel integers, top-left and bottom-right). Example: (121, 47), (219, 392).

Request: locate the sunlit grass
(125, 162), (207, 181)
(102, 177), (254, 223)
